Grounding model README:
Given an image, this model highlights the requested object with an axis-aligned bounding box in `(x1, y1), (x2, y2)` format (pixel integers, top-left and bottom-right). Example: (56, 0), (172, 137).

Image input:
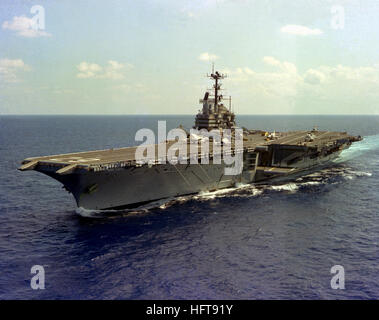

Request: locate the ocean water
(0, 115), (379, 299)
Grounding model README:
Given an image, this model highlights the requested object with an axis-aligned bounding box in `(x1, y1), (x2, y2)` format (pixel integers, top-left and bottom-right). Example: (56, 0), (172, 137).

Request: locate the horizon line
(0, 113), (379, 117)
(1, 114), (379, 116)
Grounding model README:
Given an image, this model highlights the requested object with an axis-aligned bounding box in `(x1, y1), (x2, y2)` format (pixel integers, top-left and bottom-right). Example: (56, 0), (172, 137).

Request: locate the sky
(0, 0), (379, 115)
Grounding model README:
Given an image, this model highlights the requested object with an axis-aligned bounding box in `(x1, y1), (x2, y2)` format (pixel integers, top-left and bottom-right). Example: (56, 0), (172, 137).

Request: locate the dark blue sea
(0, 115), (379, 299)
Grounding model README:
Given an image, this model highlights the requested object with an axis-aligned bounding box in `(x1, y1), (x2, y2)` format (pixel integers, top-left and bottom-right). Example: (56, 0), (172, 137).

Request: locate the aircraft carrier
(19, 69), (362, 210)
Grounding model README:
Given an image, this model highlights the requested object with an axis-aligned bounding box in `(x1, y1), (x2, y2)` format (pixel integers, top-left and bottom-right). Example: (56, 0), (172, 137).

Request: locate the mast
(195, 67), (234, 130)
(207, 68), (226, 114)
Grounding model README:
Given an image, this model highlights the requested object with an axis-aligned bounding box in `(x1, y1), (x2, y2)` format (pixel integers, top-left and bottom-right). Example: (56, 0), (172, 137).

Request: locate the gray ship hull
(43, 162), (239, 210)
(37, 146), (345, 210)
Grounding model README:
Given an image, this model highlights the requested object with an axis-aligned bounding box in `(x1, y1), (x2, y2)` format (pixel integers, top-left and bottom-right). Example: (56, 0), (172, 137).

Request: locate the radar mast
(194, 66), (235, 130)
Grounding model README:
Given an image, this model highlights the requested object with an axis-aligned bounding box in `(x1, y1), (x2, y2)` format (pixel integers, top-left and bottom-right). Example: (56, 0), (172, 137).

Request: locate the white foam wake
(335, 134), (379, 163)
(269, 183), (298, 192)
(75, 207), (107, 218)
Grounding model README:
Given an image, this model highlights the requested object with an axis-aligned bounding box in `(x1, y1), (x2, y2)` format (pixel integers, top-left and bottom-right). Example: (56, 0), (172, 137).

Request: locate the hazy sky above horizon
(1, 0), (379, 115)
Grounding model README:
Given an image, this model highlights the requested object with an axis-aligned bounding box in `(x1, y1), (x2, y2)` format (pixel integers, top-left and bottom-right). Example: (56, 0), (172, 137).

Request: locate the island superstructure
(19, 69), (362, 210)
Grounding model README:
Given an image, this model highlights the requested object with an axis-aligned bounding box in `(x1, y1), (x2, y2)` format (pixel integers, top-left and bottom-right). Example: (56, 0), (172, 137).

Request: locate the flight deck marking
(48, 157), (101, 163)
(316, 131), (333, 140)
(279, 133), (308, 145)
